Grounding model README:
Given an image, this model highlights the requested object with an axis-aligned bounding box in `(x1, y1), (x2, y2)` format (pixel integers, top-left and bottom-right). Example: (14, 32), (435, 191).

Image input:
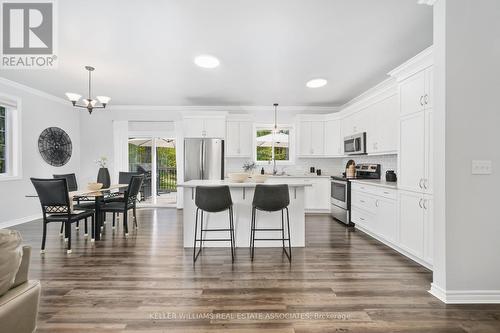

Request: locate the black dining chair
(250, 184), (292, 262)
(100, 175), (144, 237)
(104, 171), (140, 229)
(53, 173), (94, 235)
(193, 186), (235, 263)
(31, 178), (95, 254)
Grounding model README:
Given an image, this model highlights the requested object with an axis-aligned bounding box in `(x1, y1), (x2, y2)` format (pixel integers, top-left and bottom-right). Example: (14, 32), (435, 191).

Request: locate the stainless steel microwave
(344, 132), (366, 155)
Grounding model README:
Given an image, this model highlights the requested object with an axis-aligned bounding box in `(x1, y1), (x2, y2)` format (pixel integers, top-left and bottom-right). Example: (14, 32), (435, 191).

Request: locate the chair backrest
(118, 171), (139, 193)
(252, 184), (290, 212)
(195, 186), (232, 212)
(125, 175), (144, 204)
(31, 178), (70, 213)
(53, 173), (78, 191)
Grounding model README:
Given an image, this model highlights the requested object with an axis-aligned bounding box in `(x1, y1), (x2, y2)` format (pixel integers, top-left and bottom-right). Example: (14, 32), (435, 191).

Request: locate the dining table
(27, 184), (128, 241)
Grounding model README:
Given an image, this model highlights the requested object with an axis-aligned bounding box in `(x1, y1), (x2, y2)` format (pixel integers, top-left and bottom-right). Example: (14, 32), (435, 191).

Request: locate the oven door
(331, 179), (348, 209)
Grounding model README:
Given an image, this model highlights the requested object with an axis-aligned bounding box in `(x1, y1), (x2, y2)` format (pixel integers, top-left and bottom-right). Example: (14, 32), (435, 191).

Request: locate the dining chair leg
(59, 222), (64, 237)
(41, 221), (47, 254)
(112, 213), (116, 229)
(91, 214), (95, 243)
(133, 206), (138, 229)
(123, 209), (129, 237)
(84, 218), (88, 237)
(76, 220), (80, 230)
(65, 220), (72, 254)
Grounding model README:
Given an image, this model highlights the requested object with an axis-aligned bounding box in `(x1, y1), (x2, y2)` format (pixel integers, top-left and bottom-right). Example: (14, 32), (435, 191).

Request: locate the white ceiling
(0, 0), (432, 107)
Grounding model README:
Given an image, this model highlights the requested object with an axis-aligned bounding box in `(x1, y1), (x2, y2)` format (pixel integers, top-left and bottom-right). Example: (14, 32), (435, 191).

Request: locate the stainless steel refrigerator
(184, 138), (224, 181)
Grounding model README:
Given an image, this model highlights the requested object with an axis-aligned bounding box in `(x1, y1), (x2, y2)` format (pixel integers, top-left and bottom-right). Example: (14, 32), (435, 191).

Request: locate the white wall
(0, 80), (80, 226)
(432, 0), (500, 301)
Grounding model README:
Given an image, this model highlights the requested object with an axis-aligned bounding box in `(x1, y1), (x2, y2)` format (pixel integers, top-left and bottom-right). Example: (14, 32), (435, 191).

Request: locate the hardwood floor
(11, 209), (500, 332)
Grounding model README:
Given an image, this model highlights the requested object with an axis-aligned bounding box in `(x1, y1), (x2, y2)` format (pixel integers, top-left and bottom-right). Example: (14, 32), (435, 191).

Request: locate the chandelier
(65, 66), (111, 114)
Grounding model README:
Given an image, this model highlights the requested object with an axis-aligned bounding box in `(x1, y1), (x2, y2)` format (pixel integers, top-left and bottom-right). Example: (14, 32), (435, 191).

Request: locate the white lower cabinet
(351, 183), (433, 269)
(399, 190), (433, 265)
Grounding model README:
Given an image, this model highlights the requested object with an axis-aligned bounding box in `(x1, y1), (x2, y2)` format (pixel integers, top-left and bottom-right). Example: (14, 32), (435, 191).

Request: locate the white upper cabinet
(298, 121), (325, 156)
(226, 121), (252, 157)
(400, 67), (433, 117)
(398, 66), (433, 194)
(183, 117), (226, 138)
(324, 120), (342, 156)
(368, 94), (399, 154)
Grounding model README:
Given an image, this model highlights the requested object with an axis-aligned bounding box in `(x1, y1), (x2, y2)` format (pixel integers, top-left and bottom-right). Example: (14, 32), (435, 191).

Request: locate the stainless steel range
(330, 163), (381, 225)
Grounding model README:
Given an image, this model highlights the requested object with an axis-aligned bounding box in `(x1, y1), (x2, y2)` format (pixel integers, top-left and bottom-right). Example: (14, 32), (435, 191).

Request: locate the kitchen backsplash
(225, 158), (343, 176)
(342, 154), (398, 176)
(226, 154), (397, 177)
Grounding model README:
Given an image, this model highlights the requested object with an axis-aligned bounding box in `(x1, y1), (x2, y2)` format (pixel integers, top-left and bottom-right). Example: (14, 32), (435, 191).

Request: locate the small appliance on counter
(345, 160), (356, 178)
(310, 166), (315, 173)
(386, 170), (397, 182)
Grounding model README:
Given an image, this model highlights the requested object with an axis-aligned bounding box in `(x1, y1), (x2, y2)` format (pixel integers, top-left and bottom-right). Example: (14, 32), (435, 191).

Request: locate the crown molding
(388, 45), (434, 81)
(108, 104), (340, 113)
(418, 0), (438, 6)
(0, 77), (69, 105)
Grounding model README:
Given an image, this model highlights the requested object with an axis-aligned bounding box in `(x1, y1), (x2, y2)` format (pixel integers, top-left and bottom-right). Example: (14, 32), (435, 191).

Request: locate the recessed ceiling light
(194, 55), (220, 69)
(306, 78), (328, 88)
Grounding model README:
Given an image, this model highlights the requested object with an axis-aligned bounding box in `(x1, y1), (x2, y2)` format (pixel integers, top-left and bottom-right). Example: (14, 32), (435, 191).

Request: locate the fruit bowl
(87, 182), (103, 191)
(228, 173), (249, 183)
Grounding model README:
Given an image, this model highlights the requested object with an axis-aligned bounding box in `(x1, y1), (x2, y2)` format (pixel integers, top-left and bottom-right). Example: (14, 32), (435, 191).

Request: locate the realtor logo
(1, 0), (57, 68)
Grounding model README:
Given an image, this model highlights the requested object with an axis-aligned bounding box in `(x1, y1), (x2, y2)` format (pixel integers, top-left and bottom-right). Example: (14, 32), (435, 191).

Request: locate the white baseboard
(0, 214), (41, 229)
(429, 283), (500, 303)
(305, 209), (330, 214)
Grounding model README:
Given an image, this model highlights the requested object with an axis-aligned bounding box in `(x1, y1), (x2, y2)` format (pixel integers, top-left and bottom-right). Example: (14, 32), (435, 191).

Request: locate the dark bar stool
(193, 186), (235, 263)
(250, 184), (291, 262)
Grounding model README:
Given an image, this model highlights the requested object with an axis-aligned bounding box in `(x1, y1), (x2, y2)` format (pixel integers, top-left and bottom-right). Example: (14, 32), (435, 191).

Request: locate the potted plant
(96, 156), (110, 188)
(242, 161), (257, 175)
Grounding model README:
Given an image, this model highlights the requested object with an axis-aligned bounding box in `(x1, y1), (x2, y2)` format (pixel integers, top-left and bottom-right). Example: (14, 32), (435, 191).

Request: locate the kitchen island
(177, 180), (312, 248)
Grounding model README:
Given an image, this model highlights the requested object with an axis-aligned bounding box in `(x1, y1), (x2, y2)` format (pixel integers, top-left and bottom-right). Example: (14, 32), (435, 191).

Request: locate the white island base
(178, 180), (310, 248)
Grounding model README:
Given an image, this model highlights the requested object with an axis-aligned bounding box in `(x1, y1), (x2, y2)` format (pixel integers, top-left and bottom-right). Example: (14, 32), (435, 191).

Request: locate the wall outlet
(471, 160), (493, 175)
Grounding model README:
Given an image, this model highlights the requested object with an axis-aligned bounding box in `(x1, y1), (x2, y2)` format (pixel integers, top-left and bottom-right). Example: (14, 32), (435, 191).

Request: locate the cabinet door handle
(360, 200), (365, 203)
(419, 198), (423, 208)
(359, 217), (365, 221)
(420, 96), (424, 106)
(419, 179), (423, 189)
(375, 200), (379, 207)
(423, 179), (428, 189)
(425, 94), (429, 105)
(423, 199), (427, 210)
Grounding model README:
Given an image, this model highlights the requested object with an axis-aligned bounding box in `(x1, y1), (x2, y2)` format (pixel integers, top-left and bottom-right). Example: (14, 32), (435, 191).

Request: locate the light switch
(471, 160), (493, 175)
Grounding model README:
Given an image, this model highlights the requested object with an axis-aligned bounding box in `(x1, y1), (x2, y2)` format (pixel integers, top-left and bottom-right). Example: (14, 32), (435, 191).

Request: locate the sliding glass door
(128, 137), (176, 206)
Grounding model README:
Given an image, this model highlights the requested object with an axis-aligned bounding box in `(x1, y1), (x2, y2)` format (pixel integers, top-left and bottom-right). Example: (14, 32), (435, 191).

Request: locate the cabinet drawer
(351, 208), (374, 230)
(351, 182), (397, 200)
(351, 191), (377, 213)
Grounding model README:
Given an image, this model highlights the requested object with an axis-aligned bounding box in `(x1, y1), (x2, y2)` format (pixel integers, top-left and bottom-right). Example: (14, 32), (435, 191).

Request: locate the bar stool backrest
(252, 184), (290, 212)
(31, 178), (71, 214)
(195, 186), (232, 212)
(53, 173), (78, 192)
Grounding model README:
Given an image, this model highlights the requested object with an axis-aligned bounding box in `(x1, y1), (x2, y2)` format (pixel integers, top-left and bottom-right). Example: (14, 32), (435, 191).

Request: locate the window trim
(0, 94), (22, 181)
(253, 123), (295, 166)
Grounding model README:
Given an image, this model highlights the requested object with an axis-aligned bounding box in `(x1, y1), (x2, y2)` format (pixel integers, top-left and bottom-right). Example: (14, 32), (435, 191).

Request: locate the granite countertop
(268, 173), (331, 179)
(178, 179), (313, 188)
(349, 179), (398, 189)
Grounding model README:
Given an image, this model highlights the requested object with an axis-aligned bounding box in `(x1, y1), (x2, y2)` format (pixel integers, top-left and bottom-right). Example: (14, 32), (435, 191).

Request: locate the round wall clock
(38, 127), (72, 167)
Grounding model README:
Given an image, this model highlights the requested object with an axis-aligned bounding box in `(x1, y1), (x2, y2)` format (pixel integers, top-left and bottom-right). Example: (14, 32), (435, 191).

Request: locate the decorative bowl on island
(228, 173), (249, 183)
(87, 182), (103, 191)
(252, 174), (268, 183)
